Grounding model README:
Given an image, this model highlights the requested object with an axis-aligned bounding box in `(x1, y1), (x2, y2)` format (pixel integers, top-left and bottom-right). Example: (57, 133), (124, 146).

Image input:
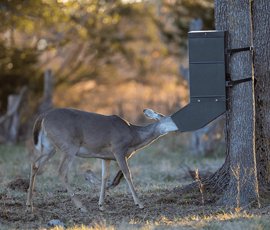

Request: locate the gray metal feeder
(171, 30), (252, 131)
(171, 31), (227, 131)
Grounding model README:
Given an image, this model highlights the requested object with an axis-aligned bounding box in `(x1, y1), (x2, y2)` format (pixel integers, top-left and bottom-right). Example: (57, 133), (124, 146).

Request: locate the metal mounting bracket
(226, 46), (253, 55)
(225, 46), (253, 87)
(226, 75), (252, 88)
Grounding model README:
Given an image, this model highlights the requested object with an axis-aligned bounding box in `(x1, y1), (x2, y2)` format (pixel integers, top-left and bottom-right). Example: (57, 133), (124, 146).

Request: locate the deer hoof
(136, 203), (144, 209)
(26, 204), (34, 213)
(79, 206), (88, 213)
(99, 204), (105, 211)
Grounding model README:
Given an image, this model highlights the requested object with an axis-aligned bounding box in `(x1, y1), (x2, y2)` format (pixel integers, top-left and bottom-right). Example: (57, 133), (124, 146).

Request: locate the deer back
(41, 108), (133, 149)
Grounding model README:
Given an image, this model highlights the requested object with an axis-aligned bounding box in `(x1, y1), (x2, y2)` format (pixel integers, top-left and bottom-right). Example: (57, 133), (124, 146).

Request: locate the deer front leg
(114, 154), (144, 209)
(99, 159), (110, 211)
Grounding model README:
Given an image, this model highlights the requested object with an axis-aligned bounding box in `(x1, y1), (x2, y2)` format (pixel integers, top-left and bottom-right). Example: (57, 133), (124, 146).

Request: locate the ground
(1, 134), (270, 229)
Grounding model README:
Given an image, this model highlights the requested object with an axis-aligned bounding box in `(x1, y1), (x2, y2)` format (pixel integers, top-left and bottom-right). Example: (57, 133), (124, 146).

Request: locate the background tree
(253, 0), (270, 196)
(215, 0), (259, 207)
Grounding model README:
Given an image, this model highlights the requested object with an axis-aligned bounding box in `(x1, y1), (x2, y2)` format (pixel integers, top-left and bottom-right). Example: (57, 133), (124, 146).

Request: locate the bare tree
(38, 69), (54, 114)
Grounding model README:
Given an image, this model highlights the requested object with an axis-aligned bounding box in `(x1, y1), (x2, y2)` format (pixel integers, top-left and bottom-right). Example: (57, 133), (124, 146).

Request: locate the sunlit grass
(49, 212), (270, 230)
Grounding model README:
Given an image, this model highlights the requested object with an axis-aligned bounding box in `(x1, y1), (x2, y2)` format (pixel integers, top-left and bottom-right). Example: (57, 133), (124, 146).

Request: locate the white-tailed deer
(26, 108), (178, 212)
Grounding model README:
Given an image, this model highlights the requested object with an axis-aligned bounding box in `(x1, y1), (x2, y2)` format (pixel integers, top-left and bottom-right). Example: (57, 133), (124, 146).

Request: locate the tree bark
(253, 0), (270, 192)
(217, 0), (259, 207)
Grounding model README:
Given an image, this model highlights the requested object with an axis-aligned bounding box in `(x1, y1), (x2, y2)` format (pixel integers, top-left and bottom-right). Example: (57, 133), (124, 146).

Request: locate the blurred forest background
(0, 0), (215, 146)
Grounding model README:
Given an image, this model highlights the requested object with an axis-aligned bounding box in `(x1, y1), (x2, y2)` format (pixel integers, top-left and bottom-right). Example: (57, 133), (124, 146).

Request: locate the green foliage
(0, 1), (51, 113)
(0, 0), (214, 113)
(0, 43), (42, 114)
(0, 1), (155, 101)
(157, 0), (214, 54)
(54, 1), (156, 85)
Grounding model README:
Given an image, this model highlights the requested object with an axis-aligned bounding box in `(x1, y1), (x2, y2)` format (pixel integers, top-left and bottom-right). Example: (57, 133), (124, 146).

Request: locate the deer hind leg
(58, 149), (87, 212)
(26, 147), (55, 211)
(114, 154), (144, 209)
(98, 159), (111, 211)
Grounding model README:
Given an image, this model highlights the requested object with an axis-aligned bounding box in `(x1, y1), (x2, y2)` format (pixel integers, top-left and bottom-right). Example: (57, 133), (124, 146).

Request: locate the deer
(26, 108), (179, 212)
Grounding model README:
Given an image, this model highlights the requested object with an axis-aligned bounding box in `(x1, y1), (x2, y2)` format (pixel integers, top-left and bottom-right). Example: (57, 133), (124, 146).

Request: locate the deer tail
(107, 170), (124, 189)
(33, 115), (45, 146)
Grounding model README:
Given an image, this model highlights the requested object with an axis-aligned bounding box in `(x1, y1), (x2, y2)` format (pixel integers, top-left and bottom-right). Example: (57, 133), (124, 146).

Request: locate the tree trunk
(38, 69), (54, 114)
(217, 0), (259, 207)
(253, 0), (270, 192)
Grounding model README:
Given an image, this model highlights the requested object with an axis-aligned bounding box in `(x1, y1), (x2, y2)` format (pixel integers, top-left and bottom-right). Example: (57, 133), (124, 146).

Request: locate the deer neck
(131, 117), (178, 151)
(131, 122), (161, 151)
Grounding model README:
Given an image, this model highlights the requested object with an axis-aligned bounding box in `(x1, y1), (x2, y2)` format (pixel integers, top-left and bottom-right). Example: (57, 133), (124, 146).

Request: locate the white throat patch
(158, 117), (178, 134)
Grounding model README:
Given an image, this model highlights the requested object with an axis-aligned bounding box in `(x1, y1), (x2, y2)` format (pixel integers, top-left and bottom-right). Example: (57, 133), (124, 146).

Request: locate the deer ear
(143, 109), (165, 121)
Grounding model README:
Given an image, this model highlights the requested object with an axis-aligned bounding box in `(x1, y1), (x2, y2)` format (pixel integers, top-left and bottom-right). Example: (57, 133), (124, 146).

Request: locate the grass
(0, 134), (270, 229)
(48, 213), (270, 230)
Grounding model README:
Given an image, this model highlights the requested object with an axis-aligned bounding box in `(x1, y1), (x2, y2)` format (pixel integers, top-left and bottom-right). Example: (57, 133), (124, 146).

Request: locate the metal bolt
(215, 99), (218, 102)
(197, 99), (201, 102)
